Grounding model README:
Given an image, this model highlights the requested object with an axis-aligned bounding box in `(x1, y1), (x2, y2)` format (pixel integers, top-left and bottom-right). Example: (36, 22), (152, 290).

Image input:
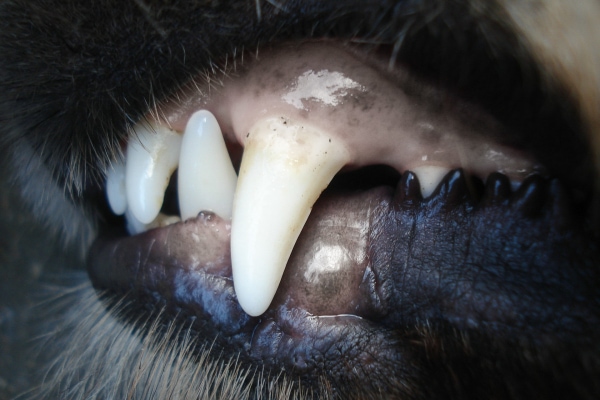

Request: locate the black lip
(88, 169), (600, 393)
(88, 186), (403, 389)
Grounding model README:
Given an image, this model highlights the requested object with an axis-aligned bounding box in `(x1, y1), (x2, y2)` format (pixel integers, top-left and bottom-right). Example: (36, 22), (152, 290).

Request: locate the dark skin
(0, 0), (599, 398)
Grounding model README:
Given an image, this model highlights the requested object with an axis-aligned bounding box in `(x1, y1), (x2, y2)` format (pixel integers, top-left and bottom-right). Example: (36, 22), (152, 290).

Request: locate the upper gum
(151, 41), (543, 183)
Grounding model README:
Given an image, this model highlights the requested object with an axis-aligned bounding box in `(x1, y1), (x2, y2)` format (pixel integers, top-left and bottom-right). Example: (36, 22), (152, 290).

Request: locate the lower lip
(88, 186), (392, 319)
(87, 185), (401, 379)
(87, 168), (597, 388)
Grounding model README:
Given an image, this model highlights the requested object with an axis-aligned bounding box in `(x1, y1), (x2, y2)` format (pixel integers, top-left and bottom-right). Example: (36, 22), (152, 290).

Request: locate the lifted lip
(87, 166), (600, 392)
(88, 186), (403, 383)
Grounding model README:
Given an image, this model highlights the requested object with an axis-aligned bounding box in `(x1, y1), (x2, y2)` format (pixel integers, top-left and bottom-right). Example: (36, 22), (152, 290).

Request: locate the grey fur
(23, 278), (332, 400)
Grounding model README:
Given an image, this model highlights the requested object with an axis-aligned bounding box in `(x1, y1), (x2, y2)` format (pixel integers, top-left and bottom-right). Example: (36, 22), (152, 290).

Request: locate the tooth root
(411, 165), (451, 198)
(178, 110), (237, 221)
(231, 117), (351, 316)
(106, 159), (127, 215)
(125, 122), (182, 224)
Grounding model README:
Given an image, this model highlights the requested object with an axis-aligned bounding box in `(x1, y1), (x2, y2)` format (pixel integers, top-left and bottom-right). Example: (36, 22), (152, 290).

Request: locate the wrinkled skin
(1, 0), (600, 399)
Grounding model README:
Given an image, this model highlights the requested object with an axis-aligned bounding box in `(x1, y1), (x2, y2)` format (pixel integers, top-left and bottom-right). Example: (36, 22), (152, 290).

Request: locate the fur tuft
(24, 277), (333, 400)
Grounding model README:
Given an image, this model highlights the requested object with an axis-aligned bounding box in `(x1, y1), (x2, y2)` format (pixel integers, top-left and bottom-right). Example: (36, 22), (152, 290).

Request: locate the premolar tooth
(411, 165), (451, 198)
(106, 159), (127, 215)
(231, 117), (351, 316)
(125, 122), (181, 224)
(178, 110), (237, 220)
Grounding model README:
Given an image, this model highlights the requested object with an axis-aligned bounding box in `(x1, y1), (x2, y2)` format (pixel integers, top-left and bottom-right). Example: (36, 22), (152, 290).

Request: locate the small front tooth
(411, 165), (450, 198)
(153, 214), (182, 228)
(125, 208), (181, 235)
(178, 110), (237, 221)
(231, 117), (351, 316)
(125, 207), (149, 235)
(125, 122), (181, 224)
(106, 159), (127, 215)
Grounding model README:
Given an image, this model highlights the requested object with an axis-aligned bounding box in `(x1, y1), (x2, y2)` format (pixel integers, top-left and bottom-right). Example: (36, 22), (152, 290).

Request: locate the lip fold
(88, 166), (598, 391)
(88, 184), (405, 381)
(88, 186), (395, 330)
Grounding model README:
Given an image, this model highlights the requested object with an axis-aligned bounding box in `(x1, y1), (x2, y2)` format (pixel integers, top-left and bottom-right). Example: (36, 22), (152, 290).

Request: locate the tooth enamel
(411, 165), (451, 198)
(125, 207), (149, 235)
(125, 208), (181, 235)
(231, 116), (351, 316)
(125, 122), (182, 224)
(178, 110), (237, 220)
(106, 159), (127, 215)
(153, 214), (182, 227)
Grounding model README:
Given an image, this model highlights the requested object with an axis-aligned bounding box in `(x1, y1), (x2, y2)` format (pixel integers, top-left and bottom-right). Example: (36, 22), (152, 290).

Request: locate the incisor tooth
(125, 207), (148, 235)
(411, 165), (450, 198)
(106, 159), (127, 215)
(231, 117), (351, 316)
(125, 122), (181, 224)
(178, 110), (237, 220)
(125, 208), (181, 235)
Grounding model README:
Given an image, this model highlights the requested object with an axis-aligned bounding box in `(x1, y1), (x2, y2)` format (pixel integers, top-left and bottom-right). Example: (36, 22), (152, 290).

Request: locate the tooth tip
(235, 289), (273, 317)
(233, 266), (281, 316)
(411, 165), (450, 198)
(231, 239), (285, 316)
(106, 162), (127, 215)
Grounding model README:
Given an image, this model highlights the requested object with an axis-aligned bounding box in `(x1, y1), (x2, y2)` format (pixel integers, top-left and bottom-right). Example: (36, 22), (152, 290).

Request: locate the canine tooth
(178, 110), (237, 220)
(411, 165), (451, 198)
(231, 117), (351, 316)
(125, 122), (181, 224)
(106, 159), (127, 215)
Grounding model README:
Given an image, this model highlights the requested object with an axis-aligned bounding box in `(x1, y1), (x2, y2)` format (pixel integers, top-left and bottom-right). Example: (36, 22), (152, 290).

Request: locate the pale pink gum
(159, 42), (541, 181)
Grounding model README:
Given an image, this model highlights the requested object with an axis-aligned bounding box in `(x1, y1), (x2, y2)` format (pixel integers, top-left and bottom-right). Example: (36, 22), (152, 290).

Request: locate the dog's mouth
(87, 41), (599, 393)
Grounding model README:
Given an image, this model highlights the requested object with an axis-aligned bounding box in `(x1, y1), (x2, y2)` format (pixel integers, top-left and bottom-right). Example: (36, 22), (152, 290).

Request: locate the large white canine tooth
(231, 116), (351, 316)
(106, 159), (127, 215)
(178, 110), (237, 221)
(125, 122), (181, 224)
(411, 165), (450, 198)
